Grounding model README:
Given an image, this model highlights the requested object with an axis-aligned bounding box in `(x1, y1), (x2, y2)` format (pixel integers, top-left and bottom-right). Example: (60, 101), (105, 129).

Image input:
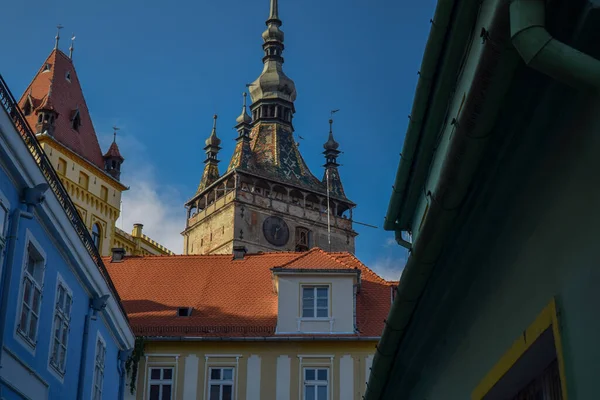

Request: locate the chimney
(132, 223), (144, 238)
(111, 248), (126, 262)
(232, 246), (247, 260)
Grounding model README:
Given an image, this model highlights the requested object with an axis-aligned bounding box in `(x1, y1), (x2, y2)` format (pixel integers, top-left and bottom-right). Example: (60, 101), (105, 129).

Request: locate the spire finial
(212, 114), (217, 131)
(112, 126), (120, 143)
(324, 109), (340, 153)
(243, 92), (248, 109)
(55, 24), (63, 50)
(269, 0), (279, 21)
(69, 34), (76, 59)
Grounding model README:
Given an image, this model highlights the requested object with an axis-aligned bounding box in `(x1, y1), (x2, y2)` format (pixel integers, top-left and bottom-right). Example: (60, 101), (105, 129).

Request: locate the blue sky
(1, 0), (436, 280)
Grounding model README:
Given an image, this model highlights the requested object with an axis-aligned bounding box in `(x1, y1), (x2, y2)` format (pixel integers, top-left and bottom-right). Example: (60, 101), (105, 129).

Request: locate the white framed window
(303, 368), (329, 400)
(91, 334), (106, 400)
(17, 238), (46, 346)
(208, 367), (234, 400)
(49, 276), (72, 376)
(302, 286), (329, 318)
(148, 367), (174, 400)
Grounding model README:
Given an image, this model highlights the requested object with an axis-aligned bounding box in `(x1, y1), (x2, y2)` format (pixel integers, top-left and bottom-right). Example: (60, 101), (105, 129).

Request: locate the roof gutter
(383, 0), (458, 232)
(368, 0), (600, 398)
(365, 2), (521, 398)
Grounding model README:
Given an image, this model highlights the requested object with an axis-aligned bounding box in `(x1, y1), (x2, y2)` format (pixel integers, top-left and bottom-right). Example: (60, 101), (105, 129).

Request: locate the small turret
(34, 80), (59, 136)
(197, 115), (222, 192)
(103, 127), (125, 180)
(322, 118), (347, 198)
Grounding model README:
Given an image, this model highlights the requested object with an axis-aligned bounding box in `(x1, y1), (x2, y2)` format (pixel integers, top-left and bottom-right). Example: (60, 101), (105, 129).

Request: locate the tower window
(71, 110), (81, 131)
(296, 227), (311, 252)
(57, 158), (67, 175)
(22, 101), (32, 116)
(92, 223), (102, 250)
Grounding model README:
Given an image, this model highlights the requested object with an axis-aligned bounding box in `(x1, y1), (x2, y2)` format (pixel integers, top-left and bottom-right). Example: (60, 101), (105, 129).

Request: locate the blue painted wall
(0, 137), (126, 398)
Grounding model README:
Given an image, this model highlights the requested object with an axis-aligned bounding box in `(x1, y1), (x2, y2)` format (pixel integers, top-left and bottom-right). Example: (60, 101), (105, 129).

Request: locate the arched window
(92, 223), (101, 249)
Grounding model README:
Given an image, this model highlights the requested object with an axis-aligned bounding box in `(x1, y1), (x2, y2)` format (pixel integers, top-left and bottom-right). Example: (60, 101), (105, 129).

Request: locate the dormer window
(302, 286), (329, 318)
(22, 101), (32, 116)
(43, 63), (51, 72)
(177, 307), (192, 317)
(65, 70), (71, 82)
(71, 109), (81, 131)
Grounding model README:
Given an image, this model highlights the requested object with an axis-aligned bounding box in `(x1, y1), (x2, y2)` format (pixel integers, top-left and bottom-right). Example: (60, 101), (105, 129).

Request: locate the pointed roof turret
(198, 115), (222, 192)
(104, 129), (124, 161)
(103, 127), (125, 180)
(323, 117), (347, 198)
(19, 46), (106, 169)
(235, 92), (252, 125)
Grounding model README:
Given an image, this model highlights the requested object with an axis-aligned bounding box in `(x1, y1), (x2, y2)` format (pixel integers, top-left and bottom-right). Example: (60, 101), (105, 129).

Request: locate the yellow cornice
(37, 135), (128, 192)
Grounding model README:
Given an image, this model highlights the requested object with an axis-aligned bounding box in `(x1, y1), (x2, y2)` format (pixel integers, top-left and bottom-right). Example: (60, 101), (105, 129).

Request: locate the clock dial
(263, 216), (290, 247)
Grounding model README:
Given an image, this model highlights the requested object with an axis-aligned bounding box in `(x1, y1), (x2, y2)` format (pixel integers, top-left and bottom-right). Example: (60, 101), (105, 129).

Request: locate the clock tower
(182, 0), (356, 255)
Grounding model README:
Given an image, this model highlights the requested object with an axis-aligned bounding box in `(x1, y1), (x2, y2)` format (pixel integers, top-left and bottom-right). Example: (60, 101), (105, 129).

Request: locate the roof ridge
(335, 252), (398, 285)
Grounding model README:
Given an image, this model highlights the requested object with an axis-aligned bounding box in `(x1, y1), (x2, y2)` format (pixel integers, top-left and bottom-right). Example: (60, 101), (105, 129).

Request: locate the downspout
(353, 283), (359, 332)
(76, 294), (110, 400)
(117, 349), (133, 400)
(510, 0), (600, 91)
(0, 184), (48, 394)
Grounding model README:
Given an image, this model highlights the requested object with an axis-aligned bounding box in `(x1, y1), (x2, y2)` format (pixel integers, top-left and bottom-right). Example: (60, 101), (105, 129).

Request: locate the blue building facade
(0, 76), (134, 399)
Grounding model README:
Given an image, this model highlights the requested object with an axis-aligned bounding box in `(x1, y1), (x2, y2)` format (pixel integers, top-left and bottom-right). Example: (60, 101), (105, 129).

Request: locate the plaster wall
(276, 275), (356, 334)
(403, 95), (600, 399)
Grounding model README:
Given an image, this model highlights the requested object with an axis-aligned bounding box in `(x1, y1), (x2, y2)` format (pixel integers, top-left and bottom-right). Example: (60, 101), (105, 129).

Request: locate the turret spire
(54, 25), (63, 50)
(198, 115), (222, 192)
(322, 113), (347, 198)
(69, 34), (75, 59)
(235, 92), (252, 128)
(268, 0), (279, 22)
(103, 126), (125, 180)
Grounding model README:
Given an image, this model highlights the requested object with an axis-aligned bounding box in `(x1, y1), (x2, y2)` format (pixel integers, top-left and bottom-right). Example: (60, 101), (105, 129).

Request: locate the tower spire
(268, 0), (279, 22)
(69, 34), (76, 59)
(54, 25), (63, 50)
(248, 0), (297, 115)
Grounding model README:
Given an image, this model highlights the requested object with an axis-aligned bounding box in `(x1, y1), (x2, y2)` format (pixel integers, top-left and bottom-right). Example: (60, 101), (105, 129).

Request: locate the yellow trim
(471, 298), (568, 399)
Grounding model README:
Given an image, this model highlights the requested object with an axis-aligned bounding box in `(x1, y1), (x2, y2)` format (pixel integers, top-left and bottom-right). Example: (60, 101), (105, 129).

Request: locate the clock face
(263, 216), (290, 247)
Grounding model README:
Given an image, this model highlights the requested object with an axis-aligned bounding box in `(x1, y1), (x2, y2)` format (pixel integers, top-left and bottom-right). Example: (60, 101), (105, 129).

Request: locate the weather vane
(112, 126), (120, 142)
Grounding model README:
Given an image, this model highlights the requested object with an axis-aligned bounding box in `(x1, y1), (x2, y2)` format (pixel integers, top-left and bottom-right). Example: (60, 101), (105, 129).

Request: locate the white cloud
(99, 130), (186, 254)
(370, 256), (406, 281)
(384, 237), (396, 247)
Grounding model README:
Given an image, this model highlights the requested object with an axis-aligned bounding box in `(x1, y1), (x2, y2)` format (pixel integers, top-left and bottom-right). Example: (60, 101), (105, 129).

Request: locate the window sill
(299, 317), (331, 322)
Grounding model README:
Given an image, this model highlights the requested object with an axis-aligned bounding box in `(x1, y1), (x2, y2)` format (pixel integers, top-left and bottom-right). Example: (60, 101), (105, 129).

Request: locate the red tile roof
(18, 49), (106, 168)
(103, 140), (124, 160)
(104, 248), (395, 338)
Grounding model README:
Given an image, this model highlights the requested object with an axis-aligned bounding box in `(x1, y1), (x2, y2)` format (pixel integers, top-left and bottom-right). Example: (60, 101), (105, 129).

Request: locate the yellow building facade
(129, 341), (375, 400)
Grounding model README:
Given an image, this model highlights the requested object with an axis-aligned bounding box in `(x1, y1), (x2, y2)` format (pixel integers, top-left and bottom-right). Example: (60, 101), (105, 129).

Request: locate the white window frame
(91, 333), (106, 400)
(303, 367), (329, 400)
(147, 367), (175, 400)
(14, 230), (46, 353)
(207, 366), (235, 400)
(47, 273), (73, 379)
(301, 285), (330, 319)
